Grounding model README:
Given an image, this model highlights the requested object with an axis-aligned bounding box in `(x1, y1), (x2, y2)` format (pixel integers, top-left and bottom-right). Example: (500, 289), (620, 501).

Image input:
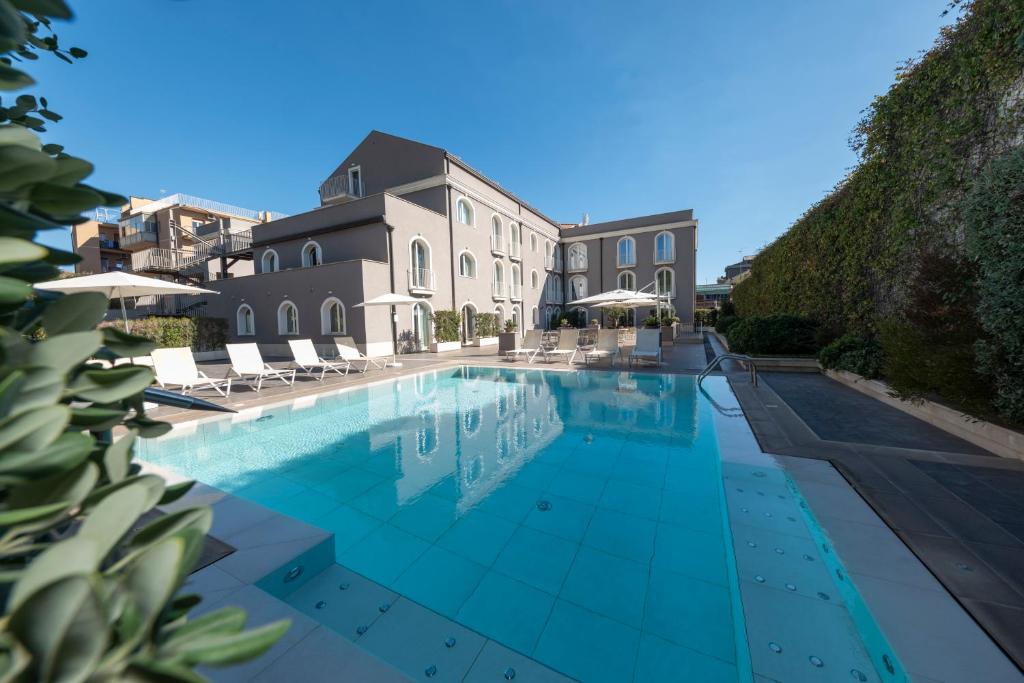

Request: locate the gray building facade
(199, 131), (698, 356)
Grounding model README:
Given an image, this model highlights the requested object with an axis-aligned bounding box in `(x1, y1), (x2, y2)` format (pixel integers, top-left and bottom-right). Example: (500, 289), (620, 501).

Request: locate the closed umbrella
(354, 292), (421, 361)
(35, 271), (218, 332)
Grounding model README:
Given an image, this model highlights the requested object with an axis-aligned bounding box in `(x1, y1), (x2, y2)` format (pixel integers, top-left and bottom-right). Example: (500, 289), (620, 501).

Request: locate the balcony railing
(408, 268), (436, 293)
(509, 283), (522, 300)
(491, 281), (506, 299)
(509, 240), (521, 260)
(490, 233), (504, 255)
(319, 174), (365, 205)
(554, 255), (563, 272)
(120, 230), (158, 249)
(544, 255), (555, 270)
(99, 238), (120, 250)
(567, 255), (588, 273)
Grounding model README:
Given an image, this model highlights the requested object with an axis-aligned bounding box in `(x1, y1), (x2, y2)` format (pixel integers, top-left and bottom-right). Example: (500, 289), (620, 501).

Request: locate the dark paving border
(727, 370), (1024, 673)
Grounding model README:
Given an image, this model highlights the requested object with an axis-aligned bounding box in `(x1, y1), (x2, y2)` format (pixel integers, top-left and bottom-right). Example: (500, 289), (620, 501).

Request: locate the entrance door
(412, 302), (431, 351)
(461, 304), (476, 343)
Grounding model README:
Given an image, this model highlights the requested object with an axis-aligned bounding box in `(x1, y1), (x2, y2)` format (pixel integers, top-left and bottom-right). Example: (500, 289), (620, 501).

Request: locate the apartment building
(71, 207), (131, 273)
(141, 131), (697, 355)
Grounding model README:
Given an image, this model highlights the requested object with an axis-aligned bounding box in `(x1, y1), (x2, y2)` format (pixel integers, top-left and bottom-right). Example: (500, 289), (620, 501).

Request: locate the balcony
(319, 174), (365, 205)
(408, 268), (436, 295)
(491, 281), (506, 300)
(509, 241), (521, 261)
(544, 255), (555, 270)
(567, 256), (588, 273)
(98, 238), (120, 250)
(132, 248), (186, 272)
(120, 230), (158, 250)
(490, 234), (505, 256)
(509, 283), (522, 301)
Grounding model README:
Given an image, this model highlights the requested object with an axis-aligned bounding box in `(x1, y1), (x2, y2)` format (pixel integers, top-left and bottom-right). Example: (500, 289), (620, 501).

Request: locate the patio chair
(152, 347), (232, 397)
(225, 343), (296, 392)
(542, 328), (581, 364)
(332, 338), (388, 372)
(288, 339), (351, 381)
(505, 329), (545, 363)
(629, 329), (663, 367)
(584, 328), (621, 367)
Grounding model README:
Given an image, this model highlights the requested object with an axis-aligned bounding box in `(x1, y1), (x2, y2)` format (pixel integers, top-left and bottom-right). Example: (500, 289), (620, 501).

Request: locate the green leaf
(68, 46), (87, 58)
(27, 329), (102, 373)
(29, 182), (104, 218)
(10, 366), (64, 416)
(0, 431), (92, 480)
(0, 125), (42, 151)
(78, 480), (153, 561)
(38, 109), (62, 122)
(83, 473), (165, 511)
(69, 406), (127, 430)
(0, 236), (47, 266)
(69, 365), (153, 403)
(0, 404), (68, 452)
(0, 2), (27, 56)
(42, 245), (80, 265)
(41, 291), (108, 334)
(162, 607), (246, 651)
(102, 429), (136, 483)
(126, 415), (172, 439)
(7, 461), (98, 520)
(47, 155), (93, 186)
(0, 369), (26, 417)
(0, 633), (30, 682)
(8, 535), (102, 611)
(9, 0), (73, 20)
(175, 620), (290, 666)
(41, 143), (63, 155)
(158, 480), (195, 506)
(0, 144), (57, 192)
(0, 500), (68, 525)
(129, 508), (212, 553)
(0, 275), (32, 304)
(119, 536), (188, 653)
(101, 326), (157, 357)
(14, 94), (36, 109)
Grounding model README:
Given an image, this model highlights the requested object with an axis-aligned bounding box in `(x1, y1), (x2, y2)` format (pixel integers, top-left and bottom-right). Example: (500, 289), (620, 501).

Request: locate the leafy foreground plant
(0, 2), (287, 680)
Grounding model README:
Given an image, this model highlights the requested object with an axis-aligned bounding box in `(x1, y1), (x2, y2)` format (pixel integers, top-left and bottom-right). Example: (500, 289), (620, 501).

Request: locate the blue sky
(33, 0), (953, 282)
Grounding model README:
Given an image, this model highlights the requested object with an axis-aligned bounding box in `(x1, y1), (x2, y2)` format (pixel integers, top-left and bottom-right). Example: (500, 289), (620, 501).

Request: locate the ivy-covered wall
(732, 0), (1024, 421)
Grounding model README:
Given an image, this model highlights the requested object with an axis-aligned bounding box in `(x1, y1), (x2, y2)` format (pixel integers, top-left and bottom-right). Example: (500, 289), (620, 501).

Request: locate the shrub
(715, 315), (740, 334)
(818, 334), (885, 378)
(963, 147), (1024, 422)
(605, 306), (627, 328)
(476, 312), (499, 338)
(726, 314), (818, 355)
(642, 314), (660, 328)
(504, 319), (517, 332)
(99, 316), (228, 352)
(431, 309), (461, 342)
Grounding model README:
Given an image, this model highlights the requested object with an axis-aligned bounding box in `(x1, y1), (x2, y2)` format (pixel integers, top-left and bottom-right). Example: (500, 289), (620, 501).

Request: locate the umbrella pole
(118, 286), (131, 334)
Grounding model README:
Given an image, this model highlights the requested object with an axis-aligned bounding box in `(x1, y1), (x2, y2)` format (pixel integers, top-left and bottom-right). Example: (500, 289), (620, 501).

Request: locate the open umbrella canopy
(353, 292), (420, 307)
(570, 288), (645, 306)
(593, 298), (659, 309)
(35, 271), (217, 297)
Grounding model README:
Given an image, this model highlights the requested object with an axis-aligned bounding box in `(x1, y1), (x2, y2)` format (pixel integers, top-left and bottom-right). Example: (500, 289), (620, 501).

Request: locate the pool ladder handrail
(697, 353), (759, 388)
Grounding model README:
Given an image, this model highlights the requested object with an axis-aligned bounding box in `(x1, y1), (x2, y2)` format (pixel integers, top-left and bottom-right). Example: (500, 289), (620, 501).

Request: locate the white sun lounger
(226, 343), (296, 392)
(152, 347), (232, 396)
(542, 328), (581, 364)
(288, 339), (351, 381)
(584, 329), (621, 367)
(332, 338), (388, 372)
(505, 329), (545, 363)
(629, 328), (663, 367)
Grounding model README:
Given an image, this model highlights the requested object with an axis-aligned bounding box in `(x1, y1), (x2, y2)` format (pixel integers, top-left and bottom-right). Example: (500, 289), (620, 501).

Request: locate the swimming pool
(142, 366), (903, 682)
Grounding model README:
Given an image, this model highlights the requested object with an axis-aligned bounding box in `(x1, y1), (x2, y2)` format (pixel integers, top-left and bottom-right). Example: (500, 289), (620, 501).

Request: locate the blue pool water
(142, 367), (897, 682)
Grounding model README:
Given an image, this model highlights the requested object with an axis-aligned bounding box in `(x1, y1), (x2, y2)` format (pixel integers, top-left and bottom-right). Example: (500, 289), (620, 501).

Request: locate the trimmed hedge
(818, 335), (885, 379)
(715, 315), (740, 334)
(475, 312), (499, 338)
(99, 316), (227, 352)
(431, 309), (461, 342)
(726, 315), (818, 356)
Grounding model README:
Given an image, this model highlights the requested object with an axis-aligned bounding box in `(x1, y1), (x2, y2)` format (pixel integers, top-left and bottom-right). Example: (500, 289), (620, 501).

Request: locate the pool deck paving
(145, 339), (1024, 681)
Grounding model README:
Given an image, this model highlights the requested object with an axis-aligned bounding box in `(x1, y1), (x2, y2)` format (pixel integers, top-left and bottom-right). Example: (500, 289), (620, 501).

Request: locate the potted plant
(430, 309), (462, 352)
(472, 312), (500, 347)
(559, 317), (571, 329)
(499, 319), (520, 353)
(660, 311), (680, 346)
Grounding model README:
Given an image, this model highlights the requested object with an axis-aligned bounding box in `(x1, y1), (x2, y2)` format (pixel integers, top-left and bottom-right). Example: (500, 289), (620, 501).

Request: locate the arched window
(656, 267), (674, 296)
(320, 298), (345, 335)
(458, 250), (476, 278)
(301, 241), (322, 268)
(510, 264), (521, 298)
(277, 301), (299, 335)
(617, 237), (636, 267)
(412, 301), (432, 351)
(236, 304), (254, 336)
(618, 270), (636, 291)
(567, 243), (587, 272)
(655, 231), (675, 263)
(490, 215), (504, 253)
(494, 304), (505, 327)
(456, 197), (474, 226)
(530, 269), (539, 289)
(509, 223), (521, 257)
(512, 305), (521, 332)
(261, 249), (279, 273)
(530, 233), (538, 252)
(532, 306), (539, 325)
(569, 275), (587, 301)
(410, 238), (431, 288)
(492, 261), (505, 298)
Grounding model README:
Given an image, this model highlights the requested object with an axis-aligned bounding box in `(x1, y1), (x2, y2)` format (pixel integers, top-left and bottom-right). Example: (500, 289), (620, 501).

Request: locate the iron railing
(408, 268), (436, 292)
(319, 174), (364, 204)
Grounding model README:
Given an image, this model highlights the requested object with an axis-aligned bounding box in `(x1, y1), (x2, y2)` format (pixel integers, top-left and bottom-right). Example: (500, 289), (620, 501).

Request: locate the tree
(0, 3), (287, 680)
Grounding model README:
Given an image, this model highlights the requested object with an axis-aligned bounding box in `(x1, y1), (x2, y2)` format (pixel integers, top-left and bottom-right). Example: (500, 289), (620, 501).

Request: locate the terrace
(139, 336), (1024, 683)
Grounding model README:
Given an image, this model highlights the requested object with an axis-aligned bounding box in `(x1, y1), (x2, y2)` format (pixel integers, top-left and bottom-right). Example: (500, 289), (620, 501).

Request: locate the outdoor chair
(629, 328), (663, 367)
(505, 329), (545, 363)
(543, 328), (581, 364)
(225, 343), (296, 392)
(584, 328), (621, 367)
(332, 338), (388, 372)
(288, 339), (350, 381)
(152, 347), (232, 397)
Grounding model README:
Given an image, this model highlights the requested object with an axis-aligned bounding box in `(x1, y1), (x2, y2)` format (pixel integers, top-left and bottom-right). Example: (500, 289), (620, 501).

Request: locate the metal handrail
(697, 353), (758, 388)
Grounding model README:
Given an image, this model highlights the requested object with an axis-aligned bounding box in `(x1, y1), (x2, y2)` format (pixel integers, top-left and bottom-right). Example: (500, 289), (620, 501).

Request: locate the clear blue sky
(33, 0), (953, 282)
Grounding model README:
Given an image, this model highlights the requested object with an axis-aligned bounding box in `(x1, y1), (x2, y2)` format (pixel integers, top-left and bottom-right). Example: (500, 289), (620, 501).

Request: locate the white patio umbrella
(354, 292), (421, 361)
(570, 288), (645, 306)
(35, 271), (218, 332)
(592, 298), (658, 309)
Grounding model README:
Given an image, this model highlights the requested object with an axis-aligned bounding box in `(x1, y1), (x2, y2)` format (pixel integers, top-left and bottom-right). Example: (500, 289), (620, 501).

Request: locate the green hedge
(431, 309), (461, 343)
(725, 315), (818, 355)
(715, 315), (740, 334)
(99, 316), (227, 352)
(476, 312), (499, 338)
(818, 335), (885, 379)
(730, 0), (1024, 422)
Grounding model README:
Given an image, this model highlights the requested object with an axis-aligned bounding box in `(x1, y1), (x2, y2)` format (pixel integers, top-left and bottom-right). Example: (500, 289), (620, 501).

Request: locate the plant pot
(661, 325), (675, 347)
(498, 332), (520, 353)
(430, 340), (461, 353)
(472, 336), (499, 347)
